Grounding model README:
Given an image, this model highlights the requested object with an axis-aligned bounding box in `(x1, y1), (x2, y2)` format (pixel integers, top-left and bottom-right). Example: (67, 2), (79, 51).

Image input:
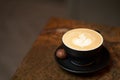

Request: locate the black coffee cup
(62, 28), (103, 66)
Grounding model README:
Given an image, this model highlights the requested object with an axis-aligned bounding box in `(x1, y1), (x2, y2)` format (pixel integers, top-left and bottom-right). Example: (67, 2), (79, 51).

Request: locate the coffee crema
(62, 28), (103, 51)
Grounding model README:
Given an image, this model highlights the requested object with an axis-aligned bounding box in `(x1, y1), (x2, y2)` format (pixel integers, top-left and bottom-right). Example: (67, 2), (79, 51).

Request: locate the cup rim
(62, 28), (103, 51)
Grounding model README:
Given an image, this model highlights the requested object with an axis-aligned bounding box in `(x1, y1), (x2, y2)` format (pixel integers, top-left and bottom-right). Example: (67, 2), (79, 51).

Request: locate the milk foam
(72, 33), (92, 48)
(62, 28), (103, 51)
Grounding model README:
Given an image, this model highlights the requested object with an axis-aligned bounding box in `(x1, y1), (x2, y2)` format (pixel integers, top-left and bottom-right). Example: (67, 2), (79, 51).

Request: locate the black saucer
(54, 45), (110, 74)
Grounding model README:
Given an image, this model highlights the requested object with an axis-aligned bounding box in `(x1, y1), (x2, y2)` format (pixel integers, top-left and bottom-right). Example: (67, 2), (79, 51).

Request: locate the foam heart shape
(72, 33), (92, 48)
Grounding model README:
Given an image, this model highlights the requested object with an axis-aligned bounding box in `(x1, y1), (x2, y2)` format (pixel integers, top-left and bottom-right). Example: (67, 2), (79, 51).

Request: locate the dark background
(0, 0), (120, 79)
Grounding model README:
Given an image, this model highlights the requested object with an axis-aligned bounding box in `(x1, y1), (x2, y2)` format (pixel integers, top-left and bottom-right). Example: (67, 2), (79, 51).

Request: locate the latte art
(62, 28), (103, 51)
(73, 33), (92, 48)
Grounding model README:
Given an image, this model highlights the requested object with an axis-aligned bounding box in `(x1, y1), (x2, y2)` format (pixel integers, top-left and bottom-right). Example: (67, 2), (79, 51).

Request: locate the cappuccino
(62, 28), (103, 51)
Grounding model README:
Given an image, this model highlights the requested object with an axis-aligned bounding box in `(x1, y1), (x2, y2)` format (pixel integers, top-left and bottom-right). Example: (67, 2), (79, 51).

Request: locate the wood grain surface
(12, 18), (120, 80)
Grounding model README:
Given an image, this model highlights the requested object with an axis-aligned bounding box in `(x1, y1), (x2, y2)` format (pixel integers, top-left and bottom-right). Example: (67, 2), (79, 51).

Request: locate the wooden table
(12, 18), (120, 80)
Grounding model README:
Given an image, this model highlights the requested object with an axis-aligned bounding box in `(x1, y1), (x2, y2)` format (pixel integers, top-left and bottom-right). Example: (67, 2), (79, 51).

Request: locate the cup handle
(56, 48), (67, 59)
